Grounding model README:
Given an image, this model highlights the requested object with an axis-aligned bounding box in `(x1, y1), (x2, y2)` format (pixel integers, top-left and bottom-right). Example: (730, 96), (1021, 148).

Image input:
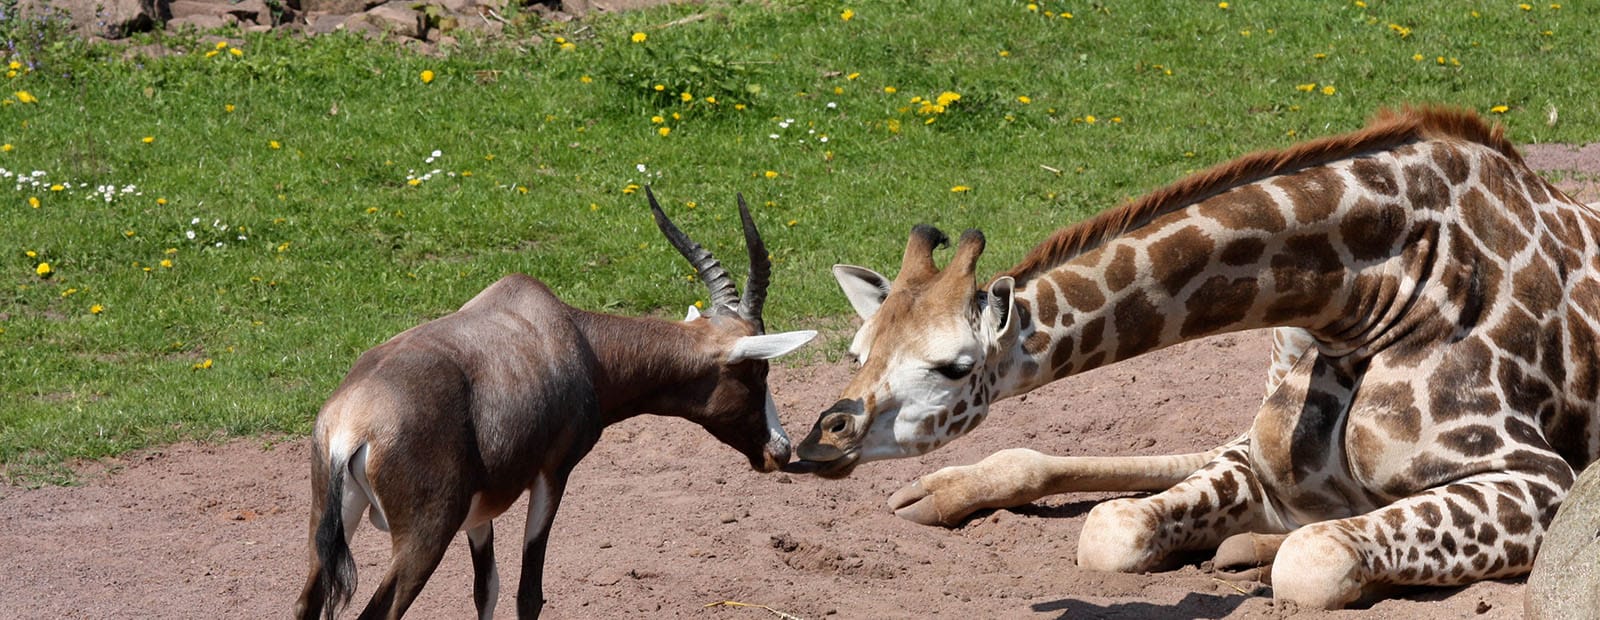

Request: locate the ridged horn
(735, 193), (770, 332)
(647, 186), (741, 315)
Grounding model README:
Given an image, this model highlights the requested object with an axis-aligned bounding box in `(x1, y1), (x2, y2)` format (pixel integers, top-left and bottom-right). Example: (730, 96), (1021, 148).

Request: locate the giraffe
(785, 107), (1600, 608)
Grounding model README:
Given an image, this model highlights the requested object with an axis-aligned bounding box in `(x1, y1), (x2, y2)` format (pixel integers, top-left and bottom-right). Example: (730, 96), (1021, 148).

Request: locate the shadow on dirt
(1031, 591), (1253, 619)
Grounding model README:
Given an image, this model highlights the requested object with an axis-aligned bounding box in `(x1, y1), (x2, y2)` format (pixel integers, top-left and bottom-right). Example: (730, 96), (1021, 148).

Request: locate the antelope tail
(313, 451), (357, 620)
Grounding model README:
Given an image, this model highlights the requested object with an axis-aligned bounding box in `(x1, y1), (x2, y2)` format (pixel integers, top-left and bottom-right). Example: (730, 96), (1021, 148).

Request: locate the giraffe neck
(991, 140), (1501, 400)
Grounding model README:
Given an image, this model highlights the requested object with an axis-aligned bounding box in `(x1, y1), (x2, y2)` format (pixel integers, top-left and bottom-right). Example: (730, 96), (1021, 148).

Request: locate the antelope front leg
(1077, 442), (1279, 573)
(516, 473), (567, 618)
(466, 522), (497, 620)
(888, 445), (1229, 526)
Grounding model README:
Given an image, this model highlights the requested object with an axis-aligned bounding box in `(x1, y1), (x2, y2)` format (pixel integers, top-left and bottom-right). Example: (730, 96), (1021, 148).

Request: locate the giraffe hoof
(1213, 532), (1286, 584)
(887, 481), (957, 527)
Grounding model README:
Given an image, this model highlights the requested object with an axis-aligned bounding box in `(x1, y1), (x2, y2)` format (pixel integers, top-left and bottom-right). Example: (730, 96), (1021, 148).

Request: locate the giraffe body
(790, 108), (1599, 607)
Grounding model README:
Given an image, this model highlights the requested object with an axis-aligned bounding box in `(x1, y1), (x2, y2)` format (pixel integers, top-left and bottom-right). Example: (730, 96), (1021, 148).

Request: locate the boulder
(1526, 460), (1600, 618)
(167, 13), (234, 29)
(360, 4), (425, 39)
(19, 0), (170, 38)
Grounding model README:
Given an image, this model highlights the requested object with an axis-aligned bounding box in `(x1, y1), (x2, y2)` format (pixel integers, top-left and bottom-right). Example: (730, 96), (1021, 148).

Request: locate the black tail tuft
(314, 454), (357, 620)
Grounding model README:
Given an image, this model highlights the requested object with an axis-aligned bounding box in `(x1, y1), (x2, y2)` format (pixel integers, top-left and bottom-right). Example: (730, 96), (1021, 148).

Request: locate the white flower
(186, 230), (196, 240)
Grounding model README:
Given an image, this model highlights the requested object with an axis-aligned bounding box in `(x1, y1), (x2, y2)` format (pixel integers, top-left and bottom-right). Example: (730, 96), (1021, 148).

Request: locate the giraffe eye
(933, 362), (974, 381)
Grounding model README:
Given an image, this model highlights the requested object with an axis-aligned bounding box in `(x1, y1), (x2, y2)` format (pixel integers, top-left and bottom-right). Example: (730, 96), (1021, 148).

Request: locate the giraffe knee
(1271, 527), (1365, 610)
(1078, 498), (1159, 573)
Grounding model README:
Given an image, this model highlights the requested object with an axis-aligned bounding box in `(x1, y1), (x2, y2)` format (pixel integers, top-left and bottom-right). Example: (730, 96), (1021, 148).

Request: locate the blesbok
(787, 107), (1600, 608)
(294, 189), (816, 619)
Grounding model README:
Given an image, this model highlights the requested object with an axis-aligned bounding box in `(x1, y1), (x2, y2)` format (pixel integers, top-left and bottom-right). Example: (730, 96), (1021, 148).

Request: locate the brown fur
(1001, 106), (1521, 286)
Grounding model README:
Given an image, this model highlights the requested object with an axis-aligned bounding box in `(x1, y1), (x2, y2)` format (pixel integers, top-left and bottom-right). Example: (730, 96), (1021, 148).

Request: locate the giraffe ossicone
(789, 106), (1597, 609)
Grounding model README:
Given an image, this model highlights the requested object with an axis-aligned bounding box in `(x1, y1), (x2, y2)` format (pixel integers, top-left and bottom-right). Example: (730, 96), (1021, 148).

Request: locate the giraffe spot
(1544, 409), (1593, 465)
(1458, 188), (1527, 262)
(1022, 330), (1051, 355)
(1029, 280), (1058, 329)
(1180, 276), (1258, 339)
(1148, 226), (1214, 298)
(1512, 256), (1561, 318)
(1196, 183), (1288, 233)
(1079, 316), (1106, 358)
(1403, 163), (1450, 211)
(1339, 199), (1407, 261)
(1440, 531), (1458, 555)
(1214, 470), (1240, 507)
(1519, 169), (1552, 204)
(1020, 360), (1039, 382)
(1444, 497), (1474, 528)
(1406, 452), (1462, 489)
(1447, 485), (1490, 513)
(1052, 270), (1105, 312)
(1497, 495), (1534, 535)
(1428, 340), (1500, 421)
(1433, 143), (1472, 184)
(1113, 291), (1164, 361)
(1262, 234), (1342, 323)
(1414, 502), (1444, 528)
(1503, 542), (1532, 569)
(1416, 528), (1436, 543)
(1280, 167), (1344, 224)
(1355, 382), (1422, 443)
(1104, 246), (1138, 293)
(1439, 424), (1504, 457)
(951, 400), (967, 417)
(1487, 307), (1540, 362)
(1350, 157), (1400, 196)
(1050, 334), (1076, 377)
(1498, 363), (1555, 422)
(1079, 351), (1107, 373)
(1219, 237), (1266, 266)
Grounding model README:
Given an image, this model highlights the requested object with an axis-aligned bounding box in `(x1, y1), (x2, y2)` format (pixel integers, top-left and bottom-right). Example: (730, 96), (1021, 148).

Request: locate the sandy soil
(2, 149), (1597, 620)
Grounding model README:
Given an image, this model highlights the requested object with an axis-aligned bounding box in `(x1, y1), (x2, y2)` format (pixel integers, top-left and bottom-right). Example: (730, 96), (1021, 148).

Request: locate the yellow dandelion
(1321, 85), (1336, 95)
(1, 144), (11, 151)
(631, 32), (647, 43)
(164, 248), (177, 255)
(35, 262), (51, 277)
(407, 179), (422, 186)
(215, 41), (228, 49)
(24, 250), (35, 258)
(560, 42), (575, 52)
(1018, 96), (1032, 104)
(28, 196), (39, 208)
(1296, 83), (1317, 92)
(365, 206), (379, 214)
(680, 92), (693, 102)
(193, 358), (213, 370)
(580, 75), (592, 84)
(12, 90), (34, 103)
(229, 47), (243, 57)
(658, 126), (671, 137)
(160, 259), (173, 268)
(49, 184), (62, 191)
(269, 140), (281, 149)
(205, 50), (219, 58)
(1412, 53), (1424, 61)
(785, 219), (798, 227)
(847, 72), (860, 80)
(1518, 3), (1532, 9)
(157, 197), (168, 205)
(951, 185), (972, 193)
(1084, 114), (1097, 124)
(734, 103), (747, 110)
(654, 84), (665, 91)
(90, 304), (104, 314)
(1490, 105), (1510, 114)
(764, 170), (779, 179)
(225, 103), (235, 112)
(841, 8), (854, 21)
(705, 96), (716, 104)
(999, 50), (1010, 57)
(1218, 1), (1229, 8)
(142, 136), (155, 144)
(420, 70), (435, 84)
(651, 115), (664, 124)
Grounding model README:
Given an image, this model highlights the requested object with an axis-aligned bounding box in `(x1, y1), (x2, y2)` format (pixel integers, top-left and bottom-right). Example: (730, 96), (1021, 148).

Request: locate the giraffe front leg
(888, 446), (1226, 527)
(1078, 441), (1279, 572)
(1270, 476), (1560, 609)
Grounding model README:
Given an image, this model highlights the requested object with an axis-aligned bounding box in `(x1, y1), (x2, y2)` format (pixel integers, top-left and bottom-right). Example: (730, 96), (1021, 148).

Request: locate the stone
(360, 4), (424, 39)
(297, 0), (370, 18)
(20, 0), (170, 38)
(167, 13), (234, 29)
(1525, 460), (1600, 618)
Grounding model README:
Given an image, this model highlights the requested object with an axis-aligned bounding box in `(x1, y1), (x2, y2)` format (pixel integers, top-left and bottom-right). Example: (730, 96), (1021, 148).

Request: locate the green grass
(2, 0), (1595, 483)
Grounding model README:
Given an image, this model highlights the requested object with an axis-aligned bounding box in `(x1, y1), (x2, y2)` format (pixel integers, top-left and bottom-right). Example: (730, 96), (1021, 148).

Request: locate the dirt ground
(2, 147), (1597, 619)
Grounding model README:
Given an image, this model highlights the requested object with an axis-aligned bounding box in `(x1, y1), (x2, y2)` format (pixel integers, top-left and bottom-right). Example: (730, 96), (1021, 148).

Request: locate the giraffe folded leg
(1078, 439), (1282, 573)
(887, 446), (1226, 527)
(1270, 475), (1563, 609)
(1213, 532), (1288, 582)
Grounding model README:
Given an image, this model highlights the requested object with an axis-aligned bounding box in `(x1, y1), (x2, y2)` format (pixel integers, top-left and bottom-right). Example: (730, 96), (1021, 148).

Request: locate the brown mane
(999, 105), (1521, 286)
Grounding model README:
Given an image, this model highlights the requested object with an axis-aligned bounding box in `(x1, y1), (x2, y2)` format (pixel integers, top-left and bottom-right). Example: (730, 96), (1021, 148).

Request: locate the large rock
(1526, 460), (1600, 618)
(19, 0), (170, 38)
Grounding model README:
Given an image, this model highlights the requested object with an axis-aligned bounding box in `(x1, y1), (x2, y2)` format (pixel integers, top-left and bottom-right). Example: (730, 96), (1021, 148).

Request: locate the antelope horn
(647, 186), (741, 315)
(736, 194), (770, 332)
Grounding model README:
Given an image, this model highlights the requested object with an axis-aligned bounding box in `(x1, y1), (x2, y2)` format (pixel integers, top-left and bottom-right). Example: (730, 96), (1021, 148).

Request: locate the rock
(297, 0), (371, 18)
(20, 0), (170, 38)
(167, 13), (234, 29)
(360, 4), (425, 39)
(561, 0), (686, 17)
(1526, 460), (1600, 618)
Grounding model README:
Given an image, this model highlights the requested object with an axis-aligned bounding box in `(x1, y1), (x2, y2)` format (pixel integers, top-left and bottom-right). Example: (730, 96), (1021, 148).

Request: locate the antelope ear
(684, 305), (703, 322)
(833, 265), (890, 320)
(727, 330), (818, 363)
(983, 276), (1017, 337)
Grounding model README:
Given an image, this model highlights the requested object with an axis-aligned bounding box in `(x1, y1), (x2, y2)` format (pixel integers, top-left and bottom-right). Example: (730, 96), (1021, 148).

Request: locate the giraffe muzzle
(784, 399), (864, 477)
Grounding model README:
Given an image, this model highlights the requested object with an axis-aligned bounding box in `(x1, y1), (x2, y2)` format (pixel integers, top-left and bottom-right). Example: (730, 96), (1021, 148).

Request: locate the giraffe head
(787, 225), (1019, 478)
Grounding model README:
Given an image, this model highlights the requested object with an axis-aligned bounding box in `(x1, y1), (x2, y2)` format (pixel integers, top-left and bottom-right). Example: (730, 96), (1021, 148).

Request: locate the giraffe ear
(983, 276), (1017, 338)
(833, 265), (890, 320)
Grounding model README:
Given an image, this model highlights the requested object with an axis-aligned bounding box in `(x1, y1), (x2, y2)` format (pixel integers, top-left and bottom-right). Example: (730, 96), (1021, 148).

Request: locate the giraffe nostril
(826, 416), (848, 434)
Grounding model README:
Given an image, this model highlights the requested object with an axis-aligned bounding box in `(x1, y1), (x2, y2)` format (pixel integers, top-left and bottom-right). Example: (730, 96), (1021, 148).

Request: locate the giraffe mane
(999, 105), (1522, 286)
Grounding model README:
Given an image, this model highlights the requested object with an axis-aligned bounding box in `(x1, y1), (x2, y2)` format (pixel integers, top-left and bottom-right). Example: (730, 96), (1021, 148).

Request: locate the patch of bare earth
(4, 146), (1598, 619)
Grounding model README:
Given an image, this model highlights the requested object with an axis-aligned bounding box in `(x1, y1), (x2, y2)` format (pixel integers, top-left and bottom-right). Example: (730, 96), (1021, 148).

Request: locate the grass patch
(2, 0), (1596, 482)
